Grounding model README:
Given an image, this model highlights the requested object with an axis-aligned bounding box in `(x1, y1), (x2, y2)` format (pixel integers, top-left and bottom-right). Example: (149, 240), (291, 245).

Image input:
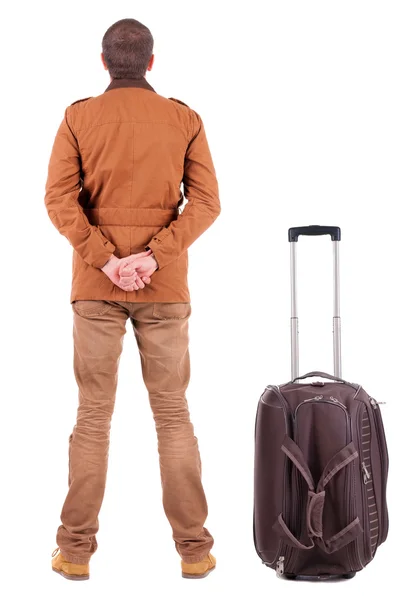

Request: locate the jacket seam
(65, 108), (76, 137)
(129, 123), (134, 253)
(74, 119), (188, 141)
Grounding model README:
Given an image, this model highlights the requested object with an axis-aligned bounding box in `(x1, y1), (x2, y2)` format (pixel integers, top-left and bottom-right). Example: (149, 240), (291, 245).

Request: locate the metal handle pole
(290, 242), (299, 380)
(333, 241), (342, 377)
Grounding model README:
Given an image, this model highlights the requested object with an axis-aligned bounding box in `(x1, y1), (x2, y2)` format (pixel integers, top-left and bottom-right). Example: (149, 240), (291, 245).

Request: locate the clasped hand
(101, 249), (158, 292)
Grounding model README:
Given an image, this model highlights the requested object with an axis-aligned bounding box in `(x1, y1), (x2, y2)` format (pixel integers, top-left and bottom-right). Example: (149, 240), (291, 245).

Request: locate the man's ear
(101, 52), (108, 71)
(147, 54), (155, 72)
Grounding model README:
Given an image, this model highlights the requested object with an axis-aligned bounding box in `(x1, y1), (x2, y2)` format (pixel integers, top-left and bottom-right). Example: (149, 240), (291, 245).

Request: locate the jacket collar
(105, 77), (156, 93)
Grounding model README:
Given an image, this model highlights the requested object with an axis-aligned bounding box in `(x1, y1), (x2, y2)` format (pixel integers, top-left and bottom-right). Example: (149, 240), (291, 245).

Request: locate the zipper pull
(362, 461), (371, 484)
(329, 396), (347, 410)
(370, 397), (386, 409)
(304, 395), (323, 403)
(276, 556), (285, 577)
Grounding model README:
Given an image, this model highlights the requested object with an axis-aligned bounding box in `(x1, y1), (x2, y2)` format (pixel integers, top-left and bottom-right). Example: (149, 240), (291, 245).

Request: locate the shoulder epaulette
(71, 97), (92, 106)
(169, 97), (189, 107)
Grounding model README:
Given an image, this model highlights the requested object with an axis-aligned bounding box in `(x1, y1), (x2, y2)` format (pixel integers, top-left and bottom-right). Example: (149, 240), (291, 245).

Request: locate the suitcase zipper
(362, 462), (371, 485)
(344, 402), (361, 572)
(361, 461), (371, 563)
(362, 459), (373, 563)
(295, 396), (350, 424)
(303, 394), (324, 402)
(302, 394), (348, 411)
(369, 396), (389, 545)
(328, 396), (347, 408)
(357, 403), (372, 566)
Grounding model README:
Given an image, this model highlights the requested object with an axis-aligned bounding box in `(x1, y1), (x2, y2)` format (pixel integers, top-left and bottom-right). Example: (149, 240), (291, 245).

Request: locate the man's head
(101, 19), (154, 80)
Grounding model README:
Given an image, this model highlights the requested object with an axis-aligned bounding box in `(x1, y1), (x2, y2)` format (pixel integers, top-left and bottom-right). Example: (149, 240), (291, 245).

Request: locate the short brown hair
(102, 19), (154, 79)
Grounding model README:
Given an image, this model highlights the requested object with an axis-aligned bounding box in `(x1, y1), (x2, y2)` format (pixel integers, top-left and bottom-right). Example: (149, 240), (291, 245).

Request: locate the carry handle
(292, 371), (346, 384)
(289, 226), (342, 380)
(288, 225), (341, 242)
(291, 371), (358, 391)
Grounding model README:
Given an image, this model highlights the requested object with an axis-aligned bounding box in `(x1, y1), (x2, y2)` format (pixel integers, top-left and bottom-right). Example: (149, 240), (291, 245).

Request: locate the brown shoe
(51, 548), (90, 581)
(181, 553), (216, 579)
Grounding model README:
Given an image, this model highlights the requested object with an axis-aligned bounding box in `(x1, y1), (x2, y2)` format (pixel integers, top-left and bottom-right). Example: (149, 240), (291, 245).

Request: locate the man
(45, 18), (220, 581)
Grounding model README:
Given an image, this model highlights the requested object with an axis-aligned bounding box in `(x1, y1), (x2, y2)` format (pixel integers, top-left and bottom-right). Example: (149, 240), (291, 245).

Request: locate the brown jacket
(44, 77), (220, 303)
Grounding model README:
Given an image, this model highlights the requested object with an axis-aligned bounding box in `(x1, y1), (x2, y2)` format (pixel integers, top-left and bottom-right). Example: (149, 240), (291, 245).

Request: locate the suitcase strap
(273, 436), (362, 554)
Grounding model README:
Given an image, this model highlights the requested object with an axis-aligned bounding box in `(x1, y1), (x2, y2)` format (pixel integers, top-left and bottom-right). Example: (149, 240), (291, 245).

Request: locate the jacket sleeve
(44, 107), (116, 268)
(146, 111), (220, 269)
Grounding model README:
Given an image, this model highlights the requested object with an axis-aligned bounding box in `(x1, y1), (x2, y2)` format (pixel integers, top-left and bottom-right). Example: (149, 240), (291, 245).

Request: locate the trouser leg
(130, 302), (214, 563)
(57, 301), (128, 563)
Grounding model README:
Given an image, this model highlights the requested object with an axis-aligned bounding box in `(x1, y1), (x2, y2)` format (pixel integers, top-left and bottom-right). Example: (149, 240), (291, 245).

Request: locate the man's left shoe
(181, 553), (216, 579)
(51, 548), (90, 581)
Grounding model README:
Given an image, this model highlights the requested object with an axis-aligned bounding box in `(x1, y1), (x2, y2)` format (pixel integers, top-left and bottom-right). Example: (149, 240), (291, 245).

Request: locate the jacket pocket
(72, 300), (113, 318)
(152, 302), (191, 320)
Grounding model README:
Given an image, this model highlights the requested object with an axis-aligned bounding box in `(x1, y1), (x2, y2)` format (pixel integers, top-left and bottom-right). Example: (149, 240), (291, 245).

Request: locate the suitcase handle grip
(291, 371), (358, 390)
(288, 225), (341, 242)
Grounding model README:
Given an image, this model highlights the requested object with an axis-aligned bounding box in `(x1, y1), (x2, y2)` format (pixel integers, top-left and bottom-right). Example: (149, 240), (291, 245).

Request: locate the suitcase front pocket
(273, 398), (363, 574)
(273, 435), (361, 554)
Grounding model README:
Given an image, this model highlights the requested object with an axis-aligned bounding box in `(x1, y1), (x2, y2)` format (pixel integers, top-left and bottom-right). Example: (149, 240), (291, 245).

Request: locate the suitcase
(253, 226), (389, 580)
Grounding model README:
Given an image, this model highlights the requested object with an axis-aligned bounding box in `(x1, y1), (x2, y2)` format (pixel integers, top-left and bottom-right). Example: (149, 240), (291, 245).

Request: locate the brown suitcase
(253, 227), (389, 579)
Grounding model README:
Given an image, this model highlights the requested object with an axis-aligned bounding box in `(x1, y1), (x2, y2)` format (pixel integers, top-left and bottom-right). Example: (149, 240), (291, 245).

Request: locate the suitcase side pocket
(369, 398), (389, 546)
(357, 403), (380, 563)
(254, 389), (291, 566)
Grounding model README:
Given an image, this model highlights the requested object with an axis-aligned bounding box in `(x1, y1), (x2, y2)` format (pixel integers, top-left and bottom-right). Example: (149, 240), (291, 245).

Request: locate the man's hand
(101, 251), (152, 292)
(119, 251), (159, 283)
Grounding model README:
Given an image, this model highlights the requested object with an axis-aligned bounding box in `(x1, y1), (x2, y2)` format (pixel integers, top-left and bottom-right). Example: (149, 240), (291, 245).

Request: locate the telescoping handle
(289, 225), (342, 381)
(289, 225), (341, 242)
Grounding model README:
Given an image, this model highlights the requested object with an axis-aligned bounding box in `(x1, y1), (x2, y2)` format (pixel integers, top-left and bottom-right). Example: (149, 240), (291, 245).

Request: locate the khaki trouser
(57, 300), (213, 564)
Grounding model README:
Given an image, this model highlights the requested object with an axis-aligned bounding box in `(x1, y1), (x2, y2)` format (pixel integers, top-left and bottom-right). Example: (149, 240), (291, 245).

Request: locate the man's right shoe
(181, 553), (216, 579)
(51, 548), (90, 581)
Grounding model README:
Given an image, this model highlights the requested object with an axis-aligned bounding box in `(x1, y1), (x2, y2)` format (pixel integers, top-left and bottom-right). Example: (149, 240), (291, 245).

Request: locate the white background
(1, 0), (419, 598)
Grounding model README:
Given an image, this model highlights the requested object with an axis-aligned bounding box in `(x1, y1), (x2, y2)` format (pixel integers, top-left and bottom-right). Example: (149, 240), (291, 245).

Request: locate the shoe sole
(52, 567), (89, 581)
(182, 566), (216, 579)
